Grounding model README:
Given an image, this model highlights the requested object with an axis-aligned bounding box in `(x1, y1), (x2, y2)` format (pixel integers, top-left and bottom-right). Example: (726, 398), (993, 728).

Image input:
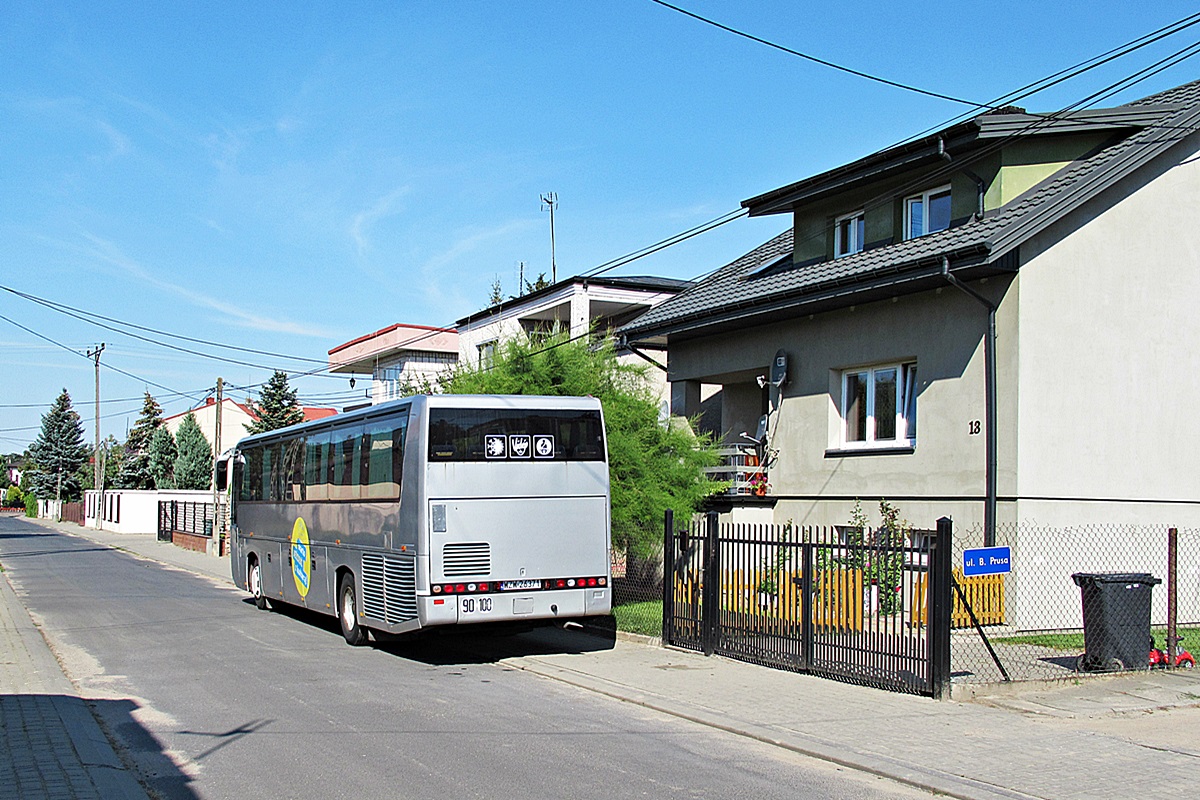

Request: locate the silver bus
(225, 394), (612, 645)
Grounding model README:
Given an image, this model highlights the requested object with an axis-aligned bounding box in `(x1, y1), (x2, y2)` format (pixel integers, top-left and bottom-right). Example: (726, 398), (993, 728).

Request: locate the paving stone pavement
(0, 518), (150, 800)
(6, 513), (1200, 800)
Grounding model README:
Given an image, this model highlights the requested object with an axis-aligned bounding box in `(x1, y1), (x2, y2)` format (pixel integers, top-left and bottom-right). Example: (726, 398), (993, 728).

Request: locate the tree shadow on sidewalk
(1, 694), (200, 800)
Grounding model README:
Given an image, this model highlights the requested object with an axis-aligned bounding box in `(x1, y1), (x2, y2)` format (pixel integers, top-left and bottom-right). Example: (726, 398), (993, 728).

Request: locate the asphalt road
(0, 515), (933, 800)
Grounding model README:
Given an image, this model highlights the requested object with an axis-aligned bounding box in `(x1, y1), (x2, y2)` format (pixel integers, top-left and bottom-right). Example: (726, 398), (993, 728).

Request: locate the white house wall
(166, 400), (255, 455)
(1013, 133), (1200, 530)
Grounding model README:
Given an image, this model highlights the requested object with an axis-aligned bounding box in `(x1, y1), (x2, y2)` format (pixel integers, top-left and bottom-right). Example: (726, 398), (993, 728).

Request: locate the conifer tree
(28, 389), (89, 502)
(148, 426), (177, 489)
(173, 413), (212, 490)
(245, 371), (305, 434)
(116, 392), (165, 489)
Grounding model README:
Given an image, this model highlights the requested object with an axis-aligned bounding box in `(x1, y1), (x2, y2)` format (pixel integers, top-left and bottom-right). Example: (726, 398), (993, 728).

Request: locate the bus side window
(284, 437), (305, 502)
(392, 413), (407, 494)
(331, 427), (362, 501)
(361, 411), (408, 500)
(261, 446), (275, 501)
(243, 447), (262, 501)
(306, 431), (330, 501)
(268, 443), (284, 502)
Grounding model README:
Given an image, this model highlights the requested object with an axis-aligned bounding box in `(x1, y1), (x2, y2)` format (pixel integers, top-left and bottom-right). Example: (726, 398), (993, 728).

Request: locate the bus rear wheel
(338, 574), (369, 646)
(249, 559), (270, 611)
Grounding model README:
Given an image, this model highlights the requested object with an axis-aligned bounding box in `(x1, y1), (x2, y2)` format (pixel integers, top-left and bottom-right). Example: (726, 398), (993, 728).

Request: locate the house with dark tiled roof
(620, 79), (1200, 537)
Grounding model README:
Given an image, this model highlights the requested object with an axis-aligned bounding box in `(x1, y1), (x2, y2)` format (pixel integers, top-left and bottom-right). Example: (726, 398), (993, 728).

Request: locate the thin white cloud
(94, 120), (131, 160)
(74, 232), (337, 338)
(349, 186), (410, 256)
(418, 219), (536, 319)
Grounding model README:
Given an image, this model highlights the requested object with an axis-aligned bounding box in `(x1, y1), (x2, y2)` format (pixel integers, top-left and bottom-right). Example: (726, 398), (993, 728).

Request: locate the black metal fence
(662, 511), (953, 697)
(950, 522), (1198, 683)
(157, 501), (215, 543)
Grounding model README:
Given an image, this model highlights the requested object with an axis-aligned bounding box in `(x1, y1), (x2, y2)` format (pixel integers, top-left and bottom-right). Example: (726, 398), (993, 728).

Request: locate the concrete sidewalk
(14, 515), (1200, 800)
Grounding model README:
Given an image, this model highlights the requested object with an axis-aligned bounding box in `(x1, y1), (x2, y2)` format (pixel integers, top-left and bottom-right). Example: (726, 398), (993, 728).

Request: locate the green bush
(24, 493), (37, 517)
(4, 485), (23, 508)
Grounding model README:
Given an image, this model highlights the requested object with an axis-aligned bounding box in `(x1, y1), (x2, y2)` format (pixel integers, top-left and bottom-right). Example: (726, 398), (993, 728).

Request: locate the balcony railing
(705, 447), (768, 496)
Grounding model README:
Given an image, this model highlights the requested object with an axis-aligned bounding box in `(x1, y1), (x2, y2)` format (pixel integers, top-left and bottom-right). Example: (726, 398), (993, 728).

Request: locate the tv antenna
(540, 192), (558, 283)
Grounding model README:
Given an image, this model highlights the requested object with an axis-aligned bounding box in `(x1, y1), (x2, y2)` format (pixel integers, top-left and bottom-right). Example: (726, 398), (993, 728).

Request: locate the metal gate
(663, 511), (952, 697)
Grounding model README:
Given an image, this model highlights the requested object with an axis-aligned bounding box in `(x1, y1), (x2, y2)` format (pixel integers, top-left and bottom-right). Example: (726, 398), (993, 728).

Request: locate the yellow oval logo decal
(291, 517), (311, 598)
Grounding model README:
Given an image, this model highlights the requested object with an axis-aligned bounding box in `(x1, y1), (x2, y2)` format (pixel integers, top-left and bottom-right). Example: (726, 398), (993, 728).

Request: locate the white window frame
(903, 186), (951, 240)
(841, 362), (917, 449)
(477, 340), (497, 368)
(834, 210), (865, 258)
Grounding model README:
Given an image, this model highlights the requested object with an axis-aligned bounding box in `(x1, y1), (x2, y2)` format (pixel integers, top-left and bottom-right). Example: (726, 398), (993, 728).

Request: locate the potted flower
(749, 473), (770, 497)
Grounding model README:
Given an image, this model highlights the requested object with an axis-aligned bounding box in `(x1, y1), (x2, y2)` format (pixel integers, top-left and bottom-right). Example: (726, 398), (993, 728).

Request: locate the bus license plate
(500, 580), (541, 590)
(460, 597), (494, 614)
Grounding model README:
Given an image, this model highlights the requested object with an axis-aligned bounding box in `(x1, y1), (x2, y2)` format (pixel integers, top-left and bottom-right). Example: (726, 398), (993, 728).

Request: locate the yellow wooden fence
(910, 568), (1006, 627)
(673, 567), (866, 631)
(674, 566), (1005, 631)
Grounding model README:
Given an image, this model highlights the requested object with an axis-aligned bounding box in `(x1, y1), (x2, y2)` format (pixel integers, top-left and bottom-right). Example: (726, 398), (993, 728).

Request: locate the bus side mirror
(215, 454), (235, 492)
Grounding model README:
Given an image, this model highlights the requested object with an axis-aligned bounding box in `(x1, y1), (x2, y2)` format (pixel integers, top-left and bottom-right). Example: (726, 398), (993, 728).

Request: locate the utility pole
(210, 377), (223, 557)
(540, 192), (558, 284)
(87, 343), (105, 520)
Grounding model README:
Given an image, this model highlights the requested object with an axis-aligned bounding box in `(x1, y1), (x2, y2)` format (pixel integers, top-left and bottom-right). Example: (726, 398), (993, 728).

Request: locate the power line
(778, 34), (1200, 266)
(0, 312), (202, 402)
(0, 285), (329, 366)
(649, 0), (992, 109)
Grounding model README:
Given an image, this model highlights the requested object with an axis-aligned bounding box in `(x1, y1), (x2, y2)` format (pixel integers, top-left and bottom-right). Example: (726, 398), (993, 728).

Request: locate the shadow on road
(248, 597), (617, 665)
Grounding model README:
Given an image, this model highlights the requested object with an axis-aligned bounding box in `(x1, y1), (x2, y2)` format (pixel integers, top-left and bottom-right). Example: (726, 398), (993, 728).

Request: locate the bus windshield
(428, 408), (605, 462)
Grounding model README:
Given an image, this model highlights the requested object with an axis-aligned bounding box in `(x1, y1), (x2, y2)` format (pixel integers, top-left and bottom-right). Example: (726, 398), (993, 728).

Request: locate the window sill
(825, 445), (915, 458)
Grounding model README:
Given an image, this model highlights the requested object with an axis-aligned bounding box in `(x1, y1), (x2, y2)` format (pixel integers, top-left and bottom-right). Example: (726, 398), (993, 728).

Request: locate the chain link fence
(951, 523), (1199, 683)
(610, 544), (665, 637)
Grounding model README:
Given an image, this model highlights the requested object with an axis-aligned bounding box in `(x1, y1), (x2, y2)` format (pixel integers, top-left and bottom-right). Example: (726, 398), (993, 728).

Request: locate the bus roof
(233, 394), (602, 448)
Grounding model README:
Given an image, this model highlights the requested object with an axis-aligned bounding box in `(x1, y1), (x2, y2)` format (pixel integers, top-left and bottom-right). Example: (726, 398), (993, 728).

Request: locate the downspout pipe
(941, 256), (997, 546)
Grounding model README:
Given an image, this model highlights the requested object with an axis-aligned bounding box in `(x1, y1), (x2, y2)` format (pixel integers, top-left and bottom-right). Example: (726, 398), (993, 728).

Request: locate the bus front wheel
(249, 559), (270, 611)
(338, 574), (369, 646)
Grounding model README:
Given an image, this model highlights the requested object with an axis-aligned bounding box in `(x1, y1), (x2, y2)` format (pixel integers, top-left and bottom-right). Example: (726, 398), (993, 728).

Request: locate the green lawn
(995, 625), (1199, 651)
(613, 600), (663, 637)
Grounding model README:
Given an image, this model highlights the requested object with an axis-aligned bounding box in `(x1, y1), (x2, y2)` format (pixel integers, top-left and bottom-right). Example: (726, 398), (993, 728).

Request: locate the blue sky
(2, 1), (1197, 451)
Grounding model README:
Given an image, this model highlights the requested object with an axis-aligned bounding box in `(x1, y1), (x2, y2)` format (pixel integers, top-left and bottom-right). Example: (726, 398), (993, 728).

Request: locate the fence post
(1168, 527), (1178, 663)
(701, 510), (720, 657)
(928, 516), (953, 699)
(800, 540), (813, 671)
(662, 509), (675, 644)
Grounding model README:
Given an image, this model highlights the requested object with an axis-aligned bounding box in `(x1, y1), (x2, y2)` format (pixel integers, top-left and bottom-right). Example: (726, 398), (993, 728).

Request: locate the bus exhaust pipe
(559, 620), (583, 631)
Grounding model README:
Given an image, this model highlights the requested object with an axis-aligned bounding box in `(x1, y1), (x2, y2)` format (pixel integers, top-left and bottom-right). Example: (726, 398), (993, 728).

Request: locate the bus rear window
(428, 408), (605, 462)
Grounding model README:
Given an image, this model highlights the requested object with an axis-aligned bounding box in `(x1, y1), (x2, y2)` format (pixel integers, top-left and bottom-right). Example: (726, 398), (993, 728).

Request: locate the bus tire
(249, 558), (270, 611)
(338, 573), (369, 646)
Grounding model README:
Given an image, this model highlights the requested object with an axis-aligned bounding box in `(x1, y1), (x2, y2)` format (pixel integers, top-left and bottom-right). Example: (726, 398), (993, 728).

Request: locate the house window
(477, 340), (497, 369)
(834, 211), (865, 257)
(842, 362), (917, 448)
(904, 187), (951, 240)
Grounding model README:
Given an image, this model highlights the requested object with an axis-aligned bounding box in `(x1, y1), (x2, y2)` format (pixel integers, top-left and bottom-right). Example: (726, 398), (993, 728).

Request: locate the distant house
(327, 324), (460, 405)
(327, 275), (692, 409)
(620, 79), (1200, 536)
(456, 275), (691, 368)
(164, 397), (337, 454)
(4, 459), (21, 489)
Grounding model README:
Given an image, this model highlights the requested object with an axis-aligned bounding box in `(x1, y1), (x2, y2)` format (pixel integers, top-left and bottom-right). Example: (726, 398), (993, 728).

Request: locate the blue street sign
(963, 546), (1012, 576)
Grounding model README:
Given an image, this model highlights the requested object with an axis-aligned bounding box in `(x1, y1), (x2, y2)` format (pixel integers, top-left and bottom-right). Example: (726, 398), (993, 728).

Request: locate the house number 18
(968, 420), (982, 435)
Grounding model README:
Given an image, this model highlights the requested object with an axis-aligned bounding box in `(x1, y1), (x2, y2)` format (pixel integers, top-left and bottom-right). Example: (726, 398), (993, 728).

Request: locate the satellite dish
(771, 349), (788, 388)
(769, 350), (789, 412)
